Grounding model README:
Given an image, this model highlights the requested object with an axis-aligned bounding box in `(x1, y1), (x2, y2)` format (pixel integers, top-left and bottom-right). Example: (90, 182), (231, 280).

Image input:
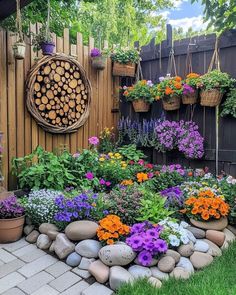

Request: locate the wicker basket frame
(200, 89), (223, 107)
(91, 56), (106, 71)
(26, 54), (92, 134)
(112, 62), (136, 77)
(162, 95), (181, 111)
(182, 91), (198, 105)
(132, 99), (150, 112)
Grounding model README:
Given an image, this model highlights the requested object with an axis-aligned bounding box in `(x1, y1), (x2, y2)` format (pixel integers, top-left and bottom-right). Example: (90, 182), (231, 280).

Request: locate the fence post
(166, 24), (172, 47)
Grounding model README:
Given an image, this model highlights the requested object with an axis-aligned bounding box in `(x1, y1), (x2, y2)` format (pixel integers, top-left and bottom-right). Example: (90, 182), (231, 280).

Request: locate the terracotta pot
(200, 89), (223, 107)
(112, 62), (136, 77)
(91, 56), (106, 71)
(182, 91), (198, 105)
(132, 99), (150, 112)
(12, 42), (26, 60)
(0, 215), (25, 243)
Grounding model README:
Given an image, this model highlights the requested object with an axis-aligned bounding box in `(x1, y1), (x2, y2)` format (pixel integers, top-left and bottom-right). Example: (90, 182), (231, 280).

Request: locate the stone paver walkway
(0, 239), (113, 295)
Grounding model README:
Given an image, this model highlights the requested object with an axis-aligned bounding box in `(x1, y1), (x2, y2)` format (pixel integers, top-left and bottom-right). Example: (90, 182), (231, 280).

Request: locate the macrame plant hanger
(166, 47), (177, 78)
(135, 59), (143, 84)
(46, 0), (51, 41)
(16, 0), (24, 42)
(208, 36), (221, 175)
(185, 40), (196, 121)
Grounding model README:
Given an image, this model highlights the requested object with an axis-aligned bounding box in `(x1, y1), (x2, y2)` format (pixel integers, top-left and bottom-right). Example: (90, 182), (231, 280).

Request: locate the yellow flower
(108, 152), (113, 157)
(122, 163), (127, 168)
(99, 157), (105, 162)
(110, 156), (115, 159)
(111, 160), (115, 164)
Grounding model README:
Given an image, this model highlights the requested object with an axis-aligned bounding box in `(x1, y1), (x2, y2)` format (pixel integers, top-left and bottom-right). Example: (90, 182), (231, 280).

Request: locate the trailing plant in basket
(156, 76), (183, 100)
(122, 80), (157, 103)
(183, 72), (200, 95)
(199, 70), (234, 93)
(221, 88), (236, 118)
(110, 47), (139, 64)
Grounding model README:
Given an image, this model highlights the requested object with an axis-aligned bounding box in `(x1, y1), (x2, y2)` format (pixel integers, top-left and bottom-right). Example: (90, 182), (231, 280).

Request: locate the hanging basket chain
(16, 0), (23, 42)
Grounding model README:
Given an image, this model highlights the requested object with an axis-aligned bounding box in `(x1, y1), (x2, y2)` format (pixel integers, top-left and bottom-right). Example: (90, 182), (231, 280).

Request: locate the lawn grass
(117, 242), (236, 295)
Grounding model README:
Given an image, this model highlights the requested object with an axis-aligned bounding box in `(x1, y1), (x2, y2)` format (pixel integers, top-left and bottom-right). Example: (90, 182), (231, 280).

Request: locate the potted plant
(182, 73), (200, 104)
(220, 88), (236, 118)
(32, 25), (55, 55)
(0, 195), (25, 243)
(199, 70), (234, 107)
(12, 37), (26, 60)
(111, 47), (139, 77)
(122, 80), (156, 112)
(90, 48), (108, 71)
(156, 76), (183, 111)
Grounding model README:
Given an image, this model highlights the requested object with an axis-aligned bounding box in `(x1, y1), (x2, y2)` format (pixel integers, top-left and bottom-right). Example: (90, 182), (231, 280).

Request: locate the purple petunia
(0, 195), (24, 219)
(138, 251), (153, 266)
(90, 48), (102, 57)
(85, 172), (94, 180)
(88, 136), (99, 145)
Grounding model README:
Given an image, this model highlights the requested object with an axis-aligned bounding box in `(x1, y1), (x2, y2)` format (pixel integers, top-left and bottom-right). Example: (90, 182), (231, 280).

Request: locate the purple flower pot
(40, 41), (55, 55)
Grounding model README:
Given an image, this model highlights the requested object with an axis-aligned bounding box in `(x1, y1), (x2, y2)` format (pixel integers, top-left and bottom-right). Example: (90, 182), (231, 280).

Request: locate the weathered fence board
(0, 25), (119, 189)
(120, 27), (236, 176)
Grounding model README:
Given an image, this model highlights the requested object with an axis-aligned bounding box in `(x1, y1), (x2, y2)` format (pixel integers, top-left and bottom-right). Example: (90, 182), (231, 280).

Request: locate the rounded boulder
(65, 220), (98, 241)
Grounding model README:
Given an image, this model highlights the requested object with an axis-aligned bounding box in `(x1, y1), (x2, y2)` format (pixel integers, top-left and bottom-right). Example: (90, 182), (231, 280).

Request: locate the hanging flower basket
(163, 95), (181, 111)
(40, 41), (55, 55)
(12, 41), (26, 60)
(132, 99), (150, 112)
(113, 62), (136, 77)
(200, 89), (223, 107)
(91, 56), (106, 71)
(182, 91), (198, 105)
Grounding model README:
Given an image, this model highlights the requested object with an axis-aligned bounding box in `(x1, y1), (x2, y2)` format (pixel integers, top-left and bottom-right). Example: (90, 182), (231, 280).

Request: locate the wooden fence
(0, 24), (119, 189)
(120, 26), (236, 176)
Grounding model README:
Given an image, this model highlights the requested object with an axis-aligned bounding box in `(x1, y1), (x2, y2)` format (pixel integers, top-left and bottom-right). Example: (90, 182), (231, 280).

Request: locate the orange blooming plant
(182, 189), (230, 221)
(137, 172), (149, 183)
(156, 76), (183, 100)
(122, 80), (157, 103)
(97, 214), (130, 245)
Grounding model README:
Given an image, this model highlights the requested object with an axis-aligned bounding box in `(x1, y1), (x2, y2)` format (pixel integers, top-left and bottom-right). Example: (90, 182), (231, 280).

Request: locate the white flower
(180, 221), (189, 229)
(169, 234), (180, 247)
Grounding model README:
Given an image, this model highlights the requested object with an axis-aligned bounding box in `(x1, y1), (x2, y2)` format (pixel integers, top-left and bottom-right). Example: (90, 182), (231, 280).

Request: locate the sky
(162, 0), (206, 33)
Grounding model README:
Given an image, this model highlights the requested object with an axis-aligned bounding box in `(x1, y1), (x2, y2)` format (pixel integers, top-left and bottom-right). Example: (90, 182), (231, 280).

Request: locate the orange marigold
(187, 73), (200, 79)
(175, 76), (182, 82)
(165, 87), (173, 95)
(137, 172), (148, 183)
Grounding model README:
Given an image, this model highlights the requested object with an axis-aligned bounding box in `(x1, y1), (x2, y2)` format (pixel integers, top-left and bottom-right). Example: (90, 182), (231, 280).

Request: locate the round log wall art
(26, 54), (91, 133)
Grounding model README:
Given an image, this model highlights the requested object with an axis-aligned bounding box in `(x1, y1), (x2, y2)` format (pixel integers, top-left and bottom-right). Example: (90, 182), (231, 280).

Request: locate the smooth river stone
(177, 244), (194, 257)
(88, 259), (110, 283)
(26, 230), (40, 243)
(54, 233), (75, 259)
(170, 267), (191, 280)
(109, 266), (134, 291)
(194, 240), (209, 252)
(203, 239), (222, 257)
(176, 257), (194, 274)
(39, 223), (59, 234)
(24, 225), (35, 236)
(99, 244), (136, 266)
(206, 230), (225, 246)
(150, 267), (169, 281)
(164, 250), (181, 263)
(157, 256), (175, 273)
(128, 265), (152, 279)
(66, 252), (82, 267)
(36, 234), (52, 250)
(65, 220), (98, 241)
(187, 226), (206, 239)
(190, 252), (213, 269)
(148, 277), (162, 288)
(190, 218), (228, 231)
(76, 239), (102, 258)
(223, 228), (236, 243)
(227, 225), (236, 236)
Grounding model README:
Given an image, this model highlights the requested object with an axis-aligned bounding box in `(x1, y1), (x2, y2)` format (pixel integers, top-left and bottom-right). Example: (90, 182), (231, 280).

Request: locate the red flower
(145, 163), (153, 169)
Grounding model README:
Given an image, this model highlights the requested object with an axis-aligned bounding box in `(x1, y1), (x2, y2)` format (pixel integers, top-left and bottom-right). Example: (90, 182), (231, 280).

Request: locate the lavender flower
(0, 196), (24, 219)
(161, 186), (184, 209)
(90, 48), (102, 57)
(183, 84), (194, 95)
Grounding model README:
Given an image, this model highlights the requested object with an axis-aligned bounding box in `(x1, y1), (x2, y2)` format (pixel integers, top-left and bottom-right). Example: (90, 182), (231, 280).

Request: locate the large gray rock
(194, 240), (209, 253)
(36, 234), (52, 250)
(170, 267), (191, 280)
(76, 239), (102, 258)
(99, 244), (136, 266)
(26, 230), (39, 243)
(177, 244), (194, 257)
(190, 252), (213, 269)
(187, 226), (206, 239)
(176, 257), (194, 274)
(203, 239), (222, 257)
(150, 267), (169, 281)
(190, 218), (228, 231)
(65, 220), (98, 241)
(54, 233), (75, 259)
(66, 252), (82, 267)
(128, 265), (152, 279)
(157, 256), (175, 273)
(39, 223), (59, 234)
(109, 266), (134, 291)
(88, 260), (110, 284)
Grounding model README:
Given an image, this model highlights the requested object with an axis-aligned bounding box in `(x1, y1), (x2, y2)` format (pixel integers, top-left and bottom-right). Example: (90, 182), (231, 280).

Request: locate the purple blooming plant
(0, 196), (24, 219)
(183, 84), (194, 95)
(161, 164), (185, 176)
(160, 186), (184, 209)
(126, 221), (168, 266)
(90, 48), (102, 57)
(155, 120), (179, 151)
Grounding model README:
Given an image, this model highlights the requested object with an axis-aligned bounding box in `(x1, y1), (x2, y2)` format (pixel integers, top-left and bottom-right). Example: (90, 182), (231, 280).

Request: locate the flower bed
(10, 134), (236, 291)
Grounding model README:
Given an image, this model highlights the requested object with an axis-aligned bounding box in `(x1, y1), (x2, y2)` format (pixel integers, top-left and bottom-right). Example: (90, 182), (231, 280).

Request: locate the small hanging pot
(163, 95), (181, 111)
(91, 56), (106, 71)
(40, 41), (55, 55)
(132, 99), (150, 112)
(12, 41), (26, 60)
(182, 91), (198, 105)
(200, 89), (223, 107)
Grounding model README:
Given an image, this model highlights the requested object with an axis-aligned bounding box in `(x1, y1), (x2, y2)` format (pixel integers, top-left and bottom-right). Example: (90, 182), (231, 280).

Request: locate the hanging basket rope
(16, 0), (23, 42)
(26, 54), (92, 134)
